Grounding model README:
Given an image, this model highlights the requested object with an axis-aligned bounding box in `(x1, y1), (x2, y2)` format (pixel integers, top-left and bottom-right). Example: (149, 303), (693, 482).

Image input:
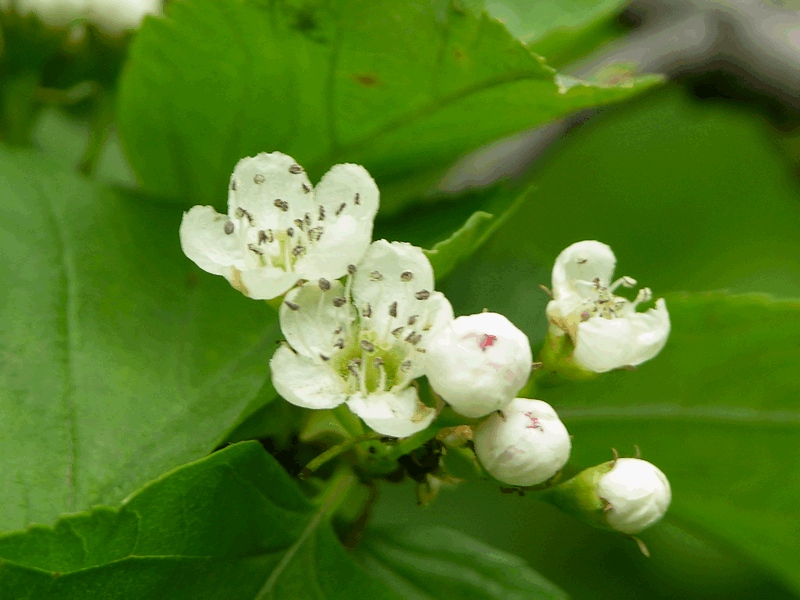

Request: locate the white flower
(3, 0), (161, 33)
(425, 312), (532, 418)
(473, 399), (571, 486)
(596, 458), (671, 534)
(546, 240), (670, 373)
(270, 240), (454, 438)
(180, 152), (379, 301)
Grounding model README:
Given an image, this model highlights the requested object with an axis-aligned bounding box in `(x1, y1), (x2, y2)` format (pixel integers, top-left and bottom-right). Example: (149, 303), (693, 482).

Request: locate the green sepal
(536, 330), (599, 386)
(541, 460), (615, 531)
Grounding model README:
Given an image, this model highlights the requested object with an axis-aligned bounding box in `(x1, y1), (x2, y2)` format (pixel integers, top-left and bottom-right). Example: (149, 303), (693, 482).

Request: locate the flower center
(576, 277), (652, 321)
(224, 203), (325, 272)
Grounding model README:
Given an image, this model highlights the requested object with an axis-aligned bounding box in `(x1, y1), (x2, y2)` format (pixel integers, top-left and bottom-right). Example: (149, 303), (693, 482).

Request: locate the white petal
(227, 152), (314, 228)
(573, 298), (670, 372)
(474, 399), (571, 487)
(270, 345), (347, 409)
(352, 240), (436, 343)
(89, 0), (160, 34)
(314, 163), (379, 225)
(237, 268), (299, 301)
(295, 214), (371, 281)
(279, 280), (352, 360)
(347, 388), (436, 438)
(179, 205), (242, 276)
(552, 240), (616, 300)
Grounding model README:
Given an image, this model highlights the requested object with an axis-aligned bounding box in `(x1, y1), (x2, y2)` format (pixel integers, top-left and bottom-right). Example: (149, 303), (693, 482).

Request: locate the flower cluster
(180, 152), (673, 538)
(1, 0), (161, 35)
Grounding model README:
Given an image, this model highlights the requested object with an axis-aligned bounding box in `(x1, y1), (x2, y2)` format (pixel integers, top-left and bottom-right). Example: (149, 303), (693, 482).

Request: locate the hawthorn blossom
(546, 240), (670, 373)
(2, 0), (161, 34)
(596, 458), (672, 534)
(473, 399), (571, 486)
(180, 152), (379, 300)
(425, 312), (532, 418)
(270, 240), (453, 438)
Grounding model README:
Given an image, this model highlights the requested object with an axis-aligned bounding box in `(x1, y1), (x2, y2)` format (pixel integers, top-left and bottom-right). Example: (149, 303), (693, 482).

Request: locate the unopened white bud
(424, 312), (532, 418)
(597, 458), (671, 534)
(473, 399), (571, 486)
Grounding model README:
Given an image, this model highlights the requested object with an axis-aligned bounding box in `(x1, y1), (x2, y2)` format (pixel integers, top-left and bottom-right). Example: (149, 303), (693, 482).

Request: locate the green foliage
(117, 0), (660, 214)
(0, 442), (566, 599)
(0, 148), (278, 531)
(485, 0), (628, 66)
(357, 526), (568, 599)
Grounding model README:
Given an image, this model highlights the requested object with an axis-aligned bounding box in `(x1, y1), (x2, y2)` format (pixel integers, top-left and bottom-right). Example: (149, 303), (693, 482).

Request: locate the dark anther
(289, 163), (303, 174)
(400, 271), (413, 281)
(389, 301), (398, 317)
(414, 290), (431, 300)
(333, 296), (347, 307)
(253, 173), (265, 184)
(224, 221), (235, 235)
(284, 300), (300, 311)
(318, 278), (331, 291)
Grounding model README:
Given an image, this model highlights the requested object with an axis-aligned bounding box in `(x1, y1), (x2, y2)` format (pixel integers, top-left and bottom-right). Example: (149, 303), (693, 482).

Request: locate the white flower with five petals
(270, 240), (454, 438)
(180, 152), (379, 300)
(546, 240), (670, 373)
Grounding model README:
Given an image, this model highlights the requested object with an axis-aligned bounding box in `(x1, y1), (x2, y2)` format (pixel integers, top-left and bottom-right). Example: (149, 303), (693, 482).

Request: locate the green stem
(299, 432), (383, 479)
(79, 90), (115, 176)
(384, 423), (439, 462)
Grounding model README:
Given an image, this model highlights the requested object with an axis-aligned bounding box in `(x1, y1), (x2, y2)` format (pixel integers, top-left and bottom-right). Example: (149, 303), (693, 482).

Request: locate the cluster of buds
(180, 153), (673, 540)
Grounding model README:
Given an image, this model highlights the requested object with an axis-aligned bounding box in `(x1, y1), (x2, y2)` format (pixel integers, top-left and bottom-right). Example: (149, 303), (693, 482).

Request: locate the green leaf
(485, 0), (627, 66)
(117, 0), (661, 215)
(543, 294), (800, 593)
(471, 86), (800, 299)
(0, 147), (278, 531)
(0, 442), (393, 599)
(0, 442), (566, 599)
(376, 183), (530, 280)
(356, 525), (568, 599)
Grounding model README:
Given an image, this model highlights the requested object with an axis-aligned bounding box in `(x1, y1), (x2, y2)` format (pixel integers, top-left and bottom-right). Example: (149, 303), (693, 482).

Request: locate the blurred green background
(373, 83), (800, 599)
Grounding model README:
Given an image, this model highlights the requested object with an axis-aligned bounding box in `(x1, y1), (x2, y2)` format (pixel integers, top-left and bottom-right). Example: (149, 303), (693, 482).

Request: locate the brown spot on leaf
(353, 73), (381, 87)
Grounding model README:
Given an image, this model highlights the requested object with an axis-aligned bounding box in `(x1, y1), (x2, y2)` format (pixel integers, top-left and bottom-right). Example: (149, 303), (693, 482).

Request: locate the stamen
(414, 290), (430, 300)
(406, 331), (422, 345)
(320, 354), (330, 361)
(304, 213), (312, 228)
(295, 279), (308, 287)
(302, 183), (311, 194)
(363, 303), (372, 318)
(333, 326), (343, 335)
(333, 296), (347, 307)
(224, 221), (235, 235)
(308, 227), (324, 242)
(369, 271), (383, 281)
(289, 164), (303, 174)
(318, 205), (326, 221)
(360, 340), (375, 353)
(284, 300), (300, 311)
(407, 315), (418, 326)
(235, 207), (254, 225)
(631, 287), (652, 309)
(610, 276), (637, 292)
(400, 271), (413, 281)
(294, 219), (304, 230)
(334, 338), (345, 349)
(247, 243), (264, 256)
(336, 203), (346, 216)
(347, 264), (357, 275)
(292, 245), (306, 257)
(230, 180), (238, 191)
(354, 192), (361, 205)
(389, 301), (398, 317)
(273, 199), (289, 212)
(253, 173), (265, 184)
(287, 227), (294, 238)
(318, 278), (331, 291)
(391, 326), (404, 337)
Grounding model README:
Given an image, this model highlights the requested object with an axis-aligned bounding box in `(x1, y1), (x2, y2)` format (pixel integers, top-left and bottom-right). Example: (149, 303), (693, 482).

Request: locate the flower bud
(597, 458), (671, 534)
(425, 312), (532, 418)
(473, 399), (571, 486)
(545, 457), (671, 535)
